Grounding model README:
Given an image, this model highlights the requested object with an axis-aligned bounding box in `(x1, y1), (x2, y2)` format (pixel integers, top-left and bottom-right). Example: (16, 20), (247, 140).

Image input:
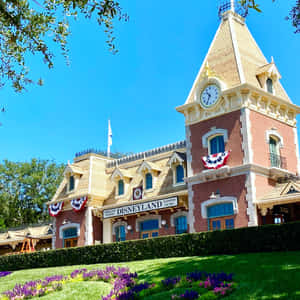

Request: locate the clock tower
(177, 2), (300, 232)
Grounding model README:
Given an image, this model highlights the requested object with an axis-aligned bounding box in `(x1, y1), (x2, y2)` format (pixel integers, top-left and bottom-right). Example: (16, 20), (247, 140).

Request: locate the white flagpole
(107, 119), (112, 158)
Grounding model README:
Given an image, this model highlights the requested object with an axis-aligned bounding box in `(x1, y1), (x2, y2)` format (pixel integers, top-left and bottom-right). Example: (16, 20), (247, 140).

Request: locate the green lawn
(0, 251), (299, 299)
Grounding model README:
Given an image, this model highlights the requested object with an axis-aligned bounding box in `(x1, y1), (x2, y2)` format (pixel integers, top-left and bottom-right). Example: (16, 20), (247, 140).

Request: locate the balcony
(269, 153), (287, 169)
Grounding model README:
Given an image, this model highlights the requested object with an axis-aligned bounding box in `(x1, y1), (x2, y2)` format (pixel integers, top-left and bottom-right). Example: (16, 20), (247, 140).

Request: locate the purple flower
(0, 271), (12, 278)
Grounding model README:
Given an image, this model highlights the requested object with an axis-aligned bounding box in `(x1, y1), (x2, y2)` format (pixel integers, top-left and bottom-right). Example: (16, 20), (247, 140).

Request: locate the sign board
(103, 197), (178, 219)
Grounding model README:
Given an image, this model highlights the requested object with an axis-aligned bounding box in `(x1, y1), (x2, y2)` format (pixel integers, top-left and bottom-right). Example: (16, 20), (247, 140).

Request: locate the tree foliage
(241, 0), (300, 33)
(0, 159), (64, 228)
(0, 0), (127, 92)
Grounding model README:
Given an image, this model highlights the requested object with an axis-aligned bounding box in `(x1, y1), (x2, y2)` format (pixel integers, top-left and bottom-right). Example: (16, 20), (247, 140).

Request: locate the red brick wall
(255, 175), (276, 200)
(192, 175), (248, 232)
(93, 216), (102, 243)
(55, 208), (86, 248)
(189, 110), (244, 174)
(250, 110), (298, 173)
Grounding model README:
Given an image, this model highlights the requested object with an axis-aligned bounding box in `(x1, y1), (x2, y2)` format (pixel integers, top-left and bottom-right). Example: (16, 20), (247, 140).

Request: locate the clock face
(200, 84), (220, 108)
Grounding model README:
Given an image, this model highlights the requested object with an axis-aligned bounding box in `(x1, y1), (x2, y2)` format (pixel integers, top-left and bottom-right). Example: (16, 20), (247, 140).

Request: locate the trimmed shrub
(0, 221), (300, 271)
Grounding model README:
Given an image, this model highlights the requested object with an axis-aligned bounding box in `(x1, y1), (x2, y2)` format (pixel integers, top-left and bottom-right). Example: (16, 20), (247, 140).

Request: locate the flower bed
(0, 272), (12, 279)
(1, 266), (236, 300)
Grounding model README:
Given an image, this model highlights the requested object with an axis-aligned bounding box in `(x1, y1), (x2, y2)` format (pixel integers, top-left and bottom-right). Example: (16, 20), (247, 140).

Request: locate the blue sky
(0, 0), (299, 163)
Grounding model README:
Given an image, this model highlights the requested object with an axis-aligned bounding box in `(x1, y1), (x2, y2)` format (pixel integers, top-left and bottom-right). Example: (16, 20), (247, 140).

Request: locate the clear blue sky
(0, 0), (299, 163)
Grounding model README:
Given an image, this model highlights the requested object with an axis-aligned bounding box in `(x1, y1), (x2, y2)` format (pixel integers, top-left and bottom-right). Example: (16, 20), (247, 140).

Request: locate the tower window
(145, 173), (153, 190)
(266, 78), (273, 94)
(118, 179), (124, 196)
(269, 137), (280, 168)
(209, 135), (225, 155)
(69, 175), (75, 191)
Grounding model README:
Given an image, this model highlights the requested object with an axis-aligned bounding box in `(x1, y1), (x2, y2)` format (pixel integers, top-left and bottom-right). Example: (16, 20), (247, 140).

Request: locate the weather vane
(218, 0), (249, 19)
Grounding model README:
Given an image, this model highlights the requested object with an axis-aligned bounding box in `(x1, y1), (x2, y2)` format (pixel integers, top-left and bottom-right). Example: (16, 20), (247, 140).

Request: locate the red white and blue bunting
(202, 151), (230, 170)
(49, 202), (64, 217)
(71, 196), (88, 212)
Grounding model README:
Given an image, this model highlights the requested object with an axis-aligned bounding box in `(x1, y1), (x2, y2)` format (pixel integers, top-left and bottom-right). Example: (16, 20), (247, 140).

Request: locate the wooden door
(141, 230), (159, 239)
(64, 237), (78, 248)
(209, 217), (234, 231)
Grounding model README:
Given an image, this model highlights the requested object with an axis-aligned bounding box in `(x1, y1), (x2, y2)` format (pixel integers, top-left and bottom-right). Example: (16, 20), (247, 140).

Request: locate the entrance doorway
(209, 217), (234, 231)
(64, 237), (78, 248)
(140, 219), (159, 239)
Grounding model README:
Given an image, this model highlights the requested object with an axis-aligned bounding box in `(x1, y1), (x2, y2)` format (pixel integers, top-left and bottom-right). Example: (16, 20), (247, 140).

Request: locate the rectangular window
(69, 176), (75, 191)
(207, 203), (234, 218)
(140, 219), (159, 231)
(210, 135), (225, 155)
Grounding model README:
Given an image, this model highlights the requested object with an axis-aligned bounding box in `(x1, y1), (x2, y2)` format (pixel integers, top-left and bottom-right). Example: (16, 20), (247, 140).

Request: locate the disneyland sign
(103, 197), (178, 219)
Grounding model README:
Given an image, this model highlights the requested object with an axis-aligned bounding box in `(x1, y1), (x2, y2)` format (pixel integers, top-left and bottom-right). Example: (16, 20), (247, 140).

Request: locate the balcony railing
(269, 153), (287, 169)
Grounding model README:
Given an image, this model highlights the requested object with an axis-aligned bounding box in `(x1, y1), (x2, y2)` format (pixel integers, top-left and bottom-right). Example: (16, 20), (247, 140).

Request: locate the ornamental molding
(186, 163), (296, 184)
(112, 220), (128, 234)
(176, 83), (300, 127)
(265, 130), (284, 148)
(202, 128), (228, 148)
(59, 223), (80, 239)
(170, 210), (188, 227)
(200, 196), (238, 219)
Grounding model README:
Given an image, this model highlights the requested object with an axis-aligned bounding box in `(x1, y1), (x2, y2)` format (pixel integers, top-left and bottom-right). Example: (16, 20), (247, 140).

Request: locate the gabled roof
(111, 168), (134, 181)
(256, 62), (281, 80)
(185, 11), (291, 105)
(137, 161), (161, 174)
(63, 163), (84, 176)
(259, 181), (300, 201)
(168, 152), (186, 166)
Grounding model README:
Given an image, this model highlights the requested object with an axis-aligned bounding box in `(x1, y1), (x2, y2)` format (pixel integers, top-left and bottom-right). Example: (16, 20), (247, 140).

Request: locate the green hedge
(1, 221), (300, 271)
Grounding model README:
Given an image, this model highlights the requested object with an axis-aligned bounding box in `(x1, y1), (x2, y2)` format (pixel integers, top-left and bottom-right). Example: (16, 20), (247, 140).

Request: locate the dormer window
(176, 165), (184, 183)
(137, 161), (161, 192)
(118, 179), (124, 196)
(209, 135), (225, 155)
(266, 78), (273, 94)
(168, 152), (186, 186)
(145, 173), (153, 190)
(111, 168), (133, 198)
(69, 175), (75, 191)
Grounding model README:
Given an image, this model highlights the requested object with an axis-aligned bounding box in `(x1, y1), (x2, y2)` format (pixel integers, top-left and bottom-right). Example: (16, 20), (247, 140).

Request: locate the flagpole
(107, 119), (112, 158)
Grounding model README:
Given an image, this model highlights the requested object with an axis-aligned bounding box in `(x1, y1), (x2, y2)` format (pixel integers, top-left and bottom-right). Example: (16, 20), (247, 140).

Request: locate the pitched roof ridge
(228, 14), (245, 84)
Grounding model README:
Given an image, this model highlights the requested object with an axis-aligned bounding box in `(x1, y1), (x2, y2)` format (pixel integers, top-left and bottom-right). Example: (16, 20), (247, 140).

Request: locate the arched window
(63, 227), (78, 248)
(115, 225), (126, 242)
(207, 203), (234, 231)
(266, 78), (273, 94)
(175, 216), (187, 234)
(176, 165), (184, 183)
(145, 173), (153, 190)
(269, 137), (280, 167)
(209, 135), (225, 155)
(69, 175), (75, 191)
(118, 179), (124, 195)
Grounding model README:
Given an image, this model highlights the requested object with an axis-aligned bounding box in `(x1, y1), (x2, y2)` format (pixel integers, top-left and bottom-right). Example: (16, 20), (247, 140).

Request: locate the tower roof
(185, 11), (291, 104)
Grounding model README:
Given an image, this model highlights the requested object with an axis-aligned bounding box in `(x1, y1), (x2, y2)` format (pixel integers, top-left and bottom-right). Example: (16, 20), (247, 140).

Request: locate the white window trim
(112, 221), (128, 235)
(136, 215), (161, 232)
(170, 210), (188, 227)
(59, 223), (80, 239)
(201, 196), (238, 219)
(266, 130), (283, 148)
(202, 128), (228, 149)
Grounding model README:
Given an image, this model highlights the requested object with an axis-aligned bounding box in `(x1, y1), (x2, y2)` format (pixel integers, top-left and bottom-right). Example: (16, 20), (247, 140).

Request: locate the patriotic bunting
(49, 202), (64, 217)
(202, 151), (230, 170)
(71, 196), (88, 212)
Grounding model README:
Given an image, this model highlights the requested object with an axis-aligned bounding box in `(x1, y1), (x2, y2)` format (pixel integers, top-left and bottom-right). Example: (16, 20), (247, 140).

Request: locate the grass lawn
(0, 251), (299, 299)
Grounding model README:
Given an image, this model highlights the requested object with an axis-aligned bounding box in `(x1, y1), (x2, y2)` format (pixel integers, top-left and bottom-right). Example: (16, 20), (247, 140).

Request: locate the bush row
(1, 221), (300, 271)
